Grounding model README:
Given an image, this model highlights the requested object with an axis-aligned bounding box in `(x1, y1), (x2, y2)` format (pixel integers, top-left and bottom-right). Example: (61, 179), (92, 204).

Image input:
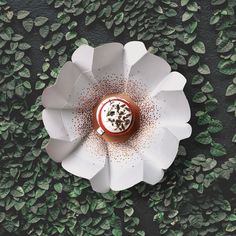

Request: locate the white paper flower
(42, 41), (191, 193)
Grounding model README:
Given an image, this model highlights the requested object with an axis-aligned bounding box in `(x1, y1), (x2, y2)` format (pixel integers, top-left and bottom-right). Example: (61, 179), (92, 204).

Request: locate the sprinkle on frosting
(100, 98), (132, 133)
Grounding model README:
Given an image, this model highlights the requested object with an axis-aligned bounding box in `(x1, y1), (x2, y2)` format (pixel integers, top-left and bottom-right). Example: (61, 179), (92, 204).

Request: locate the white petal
(125, 52), (171, 93)
(46, 138), (81, 162)
(43, 109), (90, 141)
(107, 143), (143, 191)
(141, 127), (179, 170)
(72, 43), (125, 94)
(160, 123), (192, 141)
(151, 71), (186, 96)
(124, 41), (147, 67)
(154, 91), (191, 123)
(42, 86), (67, 109)
(72, 44), (94, 73)
(42, 62), (81, 109)
(143, 160), (164, 185)
(62, 135), (107, 179)
(61, 109), (91, 141)
(93, 43), (123, 70)
(72, 43), (124, 79)
(42, 109), (69, 140)
(90, 157), (110, 193)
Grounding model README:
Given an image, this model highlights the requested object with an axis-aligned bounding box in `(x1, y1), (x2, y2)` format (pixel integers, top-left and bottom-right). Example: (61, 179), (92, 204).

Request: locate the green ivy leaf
(211, 0), (226, 5)
(18, 42), (31, 50)
(181, 0), (190, 6)
(192, 41), (205, 54)
(188, 54), (200, 67)
(39, 25), (49, 38)
(185, 20), (198, 34)
(168, 210), (178, 218)
(166, 9), (177, 17)
(52, 33), (64, 46)
(182, 11), (193, 21)
(0, 212), (5, 223)
(11, 186), (24, 197)
(193, 91), (207, 103)
(85, 15), (96, 25)
(15, 51), (24, 60)
(0, 31), (11, 41)
(174, 55), (186, 65)
(187, 2), (199, 12)
(201, 81), (214, 93)
(210, 212), (227, 222)
(34, 16), (48, 26)
(17, 10), (30, 19)
(112, 229), (122, 236)
(208, 119), (223, 133)
(205, 98), (218, 112)
(197, 113), (211, 125)
(65, 31), (77, 40)
(124, 208), (134, 217)
(22, 18), (34, 32)
(19, 68), (30, 78)
(232, 134), (236, 143)
(114, 12), (124, 25)
(195, 131), (212, 144)
(191, 74), (204, 85)
(226, 224), (236, 232)
(37, 181), (49, 190)
(54, 183), (63, 193)
(218, 60), (236, 75)
(14, 201), (25, 210)
(210, 143), (227, 157)
(217, 40), (234, 53)
(226, 84), (236, 96)
(114, 25), (125, 37)
(210, 15), (220, 25)
(35, 81), (45, 90)
(198, 64), (210, 74)
(227, 214), (236, 221)
(112, 1), (123, 13)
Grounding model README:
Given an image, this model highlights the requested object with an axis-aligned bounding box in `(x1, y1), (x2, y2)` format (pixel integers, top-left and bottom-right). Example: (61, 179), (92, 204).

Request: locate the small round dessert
(92, 93), (140, 142)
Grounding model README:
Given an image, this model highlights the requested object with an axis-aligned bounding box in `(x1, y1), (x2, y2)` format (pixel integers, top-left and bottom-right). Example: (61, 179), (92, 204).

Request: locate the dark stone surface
(2, 0), (235, 235)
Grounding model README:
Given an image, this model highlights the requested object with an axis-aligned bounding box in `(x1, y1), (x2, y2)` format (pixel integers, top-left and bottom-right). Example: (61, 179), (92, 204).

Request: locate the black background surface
(1, 0), (236, 235)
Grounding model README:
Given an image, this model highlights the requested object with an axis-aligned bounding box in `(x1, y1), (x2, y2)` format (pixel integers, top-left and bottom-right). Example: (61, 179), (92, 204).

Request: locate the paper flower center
(93, 94), (140, 142)
(99, 98), (133, 133)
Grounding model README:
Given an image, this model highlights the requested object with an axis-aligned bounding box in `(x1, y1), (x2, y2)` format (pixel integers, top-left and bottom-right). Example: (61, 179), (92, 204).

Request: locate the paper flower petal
(72, 43), (124, 79)
(124, 41), (147, 67)
(92, 43), (123, 70)
(61, 109), (90, 141)
(142, 127), (179, 170)
(72, 44), (94, 73)
(143, 160), (164, 185)
(42, 109), (69, 141)
(43, 109), (89, 141)
(125, 50), (171, 93)
(42, 62), (81, 109)
(154, 91), (191, 123)
(107, 144), (143, 191)
(90, 157), (110, 193)
(161, 123), (192, 141)
(46, 138), (81, 162)
(62, 136), (107, 179)
(151, 71), (187, 96)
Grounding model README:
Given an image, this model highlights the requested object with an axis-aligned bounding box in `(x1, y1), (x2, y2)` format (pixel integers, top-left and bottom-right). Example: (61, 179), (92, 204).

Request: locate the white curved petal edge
(42, 41), (192, 193)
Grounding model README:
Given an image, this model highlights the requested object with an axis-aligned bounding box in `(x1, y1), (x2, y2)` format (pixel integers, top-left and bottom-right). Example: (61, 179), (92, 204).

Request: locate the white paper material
(42, 41), (192, 193)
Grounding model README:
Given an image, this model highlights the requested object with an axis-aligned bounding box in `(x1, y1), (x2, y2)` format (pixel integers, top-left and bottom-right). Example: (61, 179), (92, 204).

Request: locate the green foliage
(0, 0), (235, 235)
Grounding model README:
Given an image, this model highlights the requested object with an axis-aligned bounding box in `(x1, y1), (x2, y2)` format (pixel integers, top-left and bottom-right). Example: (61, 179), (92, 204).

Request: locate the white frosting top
(97, 97), (133, 133)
